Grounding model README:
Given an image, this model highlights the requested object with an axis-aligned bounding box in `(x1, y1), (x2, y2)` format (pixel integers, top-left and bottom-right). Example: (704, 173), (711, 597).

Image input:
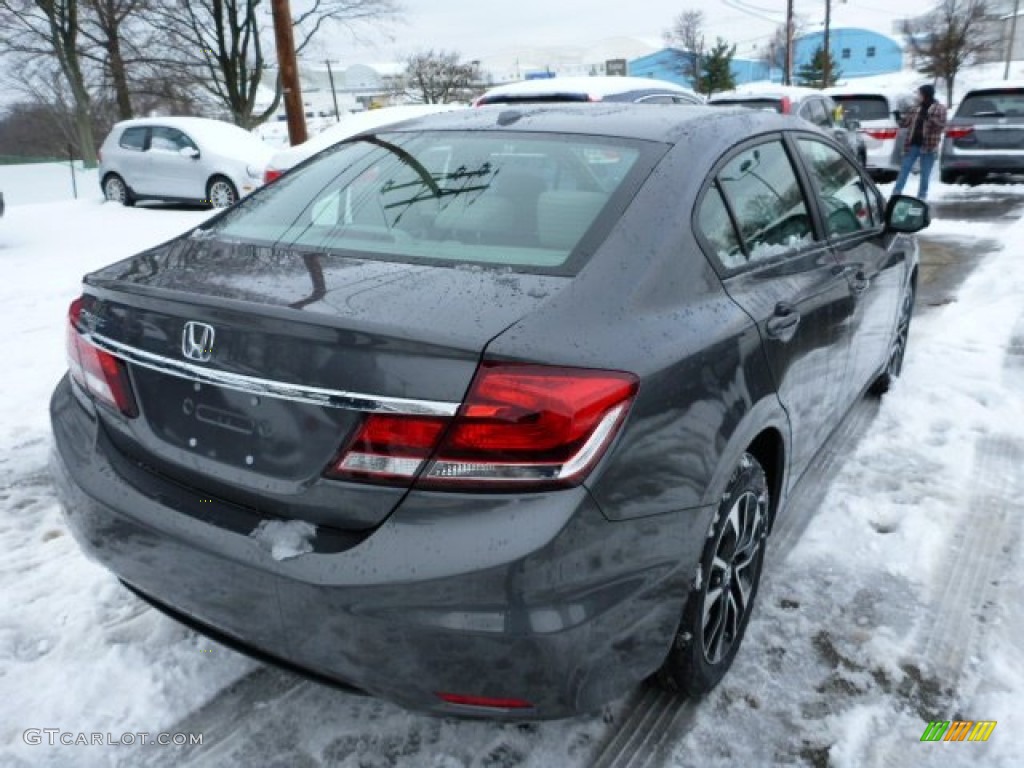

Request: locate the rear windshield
(957, 89), (1024, 118)
(710, 98), (783, 113)
(830, 95), (891, 121)
(203, 130), (659, 275)
(477, 93), (591, 105)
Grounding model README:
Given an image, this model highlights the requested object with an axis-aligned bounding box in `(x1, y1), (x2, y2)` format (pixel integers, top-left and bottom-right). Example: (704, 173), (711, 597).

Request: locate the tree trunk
(107, 31), (133, 120)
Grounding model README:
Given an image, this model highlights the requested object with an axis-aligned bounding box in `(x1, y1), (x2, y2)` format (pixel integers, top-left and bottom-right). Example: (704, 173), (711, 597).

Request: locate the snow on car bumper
(49, 376), (711, 719)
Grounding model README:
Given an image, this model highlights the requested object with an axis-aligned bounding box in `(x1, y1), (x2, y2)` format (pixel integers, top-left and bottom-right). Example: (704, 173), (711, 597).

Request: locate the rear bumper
(941, 146), (1024, 173)
(50, 376), (712, 719)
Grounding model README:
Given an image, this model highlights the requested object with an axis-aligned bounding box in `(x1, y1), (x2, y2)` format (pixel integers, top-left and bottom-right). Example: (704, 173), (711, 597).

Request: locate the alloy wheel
(104, 176), (126, 204)
(208, 179), (237, 208)
(701, 488), (767, 665)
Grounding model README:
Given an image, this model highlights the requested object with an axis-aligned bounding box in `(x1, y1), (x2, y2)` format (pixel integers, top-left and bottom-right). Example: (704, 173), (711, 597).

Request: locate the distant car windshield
(203, 130), (660, 275)
(957, 89), (1024, 118)
(830, 95), (891, 121)
(711, 98), (784, 113)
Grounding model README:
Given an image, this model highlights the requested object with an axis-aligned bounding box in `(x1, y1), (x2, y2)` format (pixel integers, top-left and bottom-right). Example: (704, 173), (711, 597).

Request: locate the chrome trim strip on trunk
(84, 332), (460, 417)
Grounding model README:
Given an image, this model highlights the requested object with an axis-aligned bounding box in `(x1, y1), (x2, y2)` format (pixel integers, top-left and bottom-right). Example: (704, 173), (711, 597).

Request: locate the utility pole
(1006, 0), (1021, 80)
(823, 0), (832, 88)
(325, 59), (341, 121)
(785, 0), (795, 85)
(270, 0), (307, 146)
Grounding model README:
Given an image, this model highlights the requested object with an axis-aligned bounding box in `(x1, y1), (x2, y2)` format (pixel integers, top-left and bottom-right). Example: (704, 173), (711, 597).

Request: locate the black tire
(207, 176), (238, 208)
(102, 173), (135, 207)
(870, 281), (914, 396)
(656, 453), (770, 696)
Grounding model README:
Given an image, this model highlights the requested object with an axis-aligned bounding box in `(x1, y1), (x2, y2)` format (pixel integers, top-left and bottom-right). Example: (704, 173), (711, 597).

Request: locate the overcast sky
(322, 0), (937, 65)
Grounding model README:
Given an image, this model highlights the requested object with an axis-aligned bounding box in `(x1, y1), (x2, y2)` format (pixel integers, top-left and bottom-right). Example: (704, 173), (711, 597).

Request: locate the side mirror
(180, 146), (200, 159)
(892, 110), (902, 123)
(885, 195), (930, 233)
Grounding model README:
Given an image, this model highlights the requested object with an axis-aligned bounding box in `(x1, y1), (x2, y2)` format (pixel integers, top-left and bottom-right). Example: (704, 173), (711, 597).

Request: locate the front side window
(119, 127), (146, 151)
(203, 131), (659, 274)
(797, 138), (875, 236)
(149, 127), (195, 153)
(716, 140), (814, 264)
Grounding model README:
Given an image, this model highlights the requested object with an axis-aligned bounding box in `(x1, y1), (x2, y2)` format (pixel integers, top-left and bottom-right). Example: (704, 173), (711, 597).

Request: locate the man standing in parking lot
(892, 84), (947, 201)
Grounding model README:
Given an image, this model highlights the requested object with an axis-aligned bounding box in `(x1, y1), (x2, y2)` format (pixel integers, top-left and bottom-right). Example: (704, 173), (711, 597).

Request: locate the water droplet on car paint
(245, 455), (254, 465)
(251, 396), (260, 406)
(189, 438), (197, 447)
(194, 382), (201, 392)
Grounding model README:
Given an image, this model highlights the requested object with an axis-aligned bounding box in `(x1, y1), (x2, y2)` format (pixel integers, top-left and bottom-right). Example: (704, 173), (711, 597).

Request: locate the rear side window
(831, 95), (891, 122)
(797, 138), (875, 236)
(204, 131), (659, 274)
(714, 140), (814, 264)
(697, 184), (744, 270)
(957, 89), (1024, 118)
(119, 127), (146, 151)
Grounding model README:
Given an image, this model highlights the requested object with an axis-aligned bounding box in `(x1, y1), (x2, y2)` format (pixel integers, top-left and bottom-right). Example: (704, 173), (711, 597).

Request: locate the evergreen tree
(698, 38), (737, 96)
(797, 45), (842, 88)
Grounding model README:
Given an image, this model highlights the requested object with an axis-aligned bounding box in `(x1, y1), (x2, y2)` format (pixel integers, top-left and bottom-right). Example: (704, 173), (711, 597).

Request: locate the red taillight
(66, 297), (138, 418)
(864, 127), (898, 140)
(326, 363), (639, 489)
(263, 168), (283, 184)
(780, 96), (792, 114)
(946, 126), (975, 140)
(436, 692), (533, 710)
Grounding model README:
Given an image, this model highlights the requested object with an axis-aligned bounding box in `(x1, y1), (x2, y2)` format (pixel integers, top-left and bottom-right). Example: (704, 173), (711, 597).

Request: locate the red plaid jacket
(901, 101), (948, 153)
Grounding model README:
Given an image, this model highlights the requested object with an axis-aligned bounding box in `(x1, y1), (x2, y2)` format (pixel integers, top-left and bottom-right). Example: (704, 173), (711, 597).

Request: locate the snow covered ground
(1, 164), (1023, 767)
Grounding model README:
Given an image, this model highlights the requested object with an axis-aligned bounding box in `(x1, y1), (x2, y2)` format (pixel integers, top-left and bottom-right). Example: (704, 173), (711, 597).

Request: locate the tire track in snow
(588, 397), (880, 768)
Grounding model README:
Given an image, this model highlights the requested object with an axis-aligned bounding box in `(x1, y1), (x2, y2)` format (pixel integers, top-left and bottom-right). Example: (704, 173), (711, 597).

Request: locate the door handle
(851, 270), (870, 294)
(766, 303), (801, 341)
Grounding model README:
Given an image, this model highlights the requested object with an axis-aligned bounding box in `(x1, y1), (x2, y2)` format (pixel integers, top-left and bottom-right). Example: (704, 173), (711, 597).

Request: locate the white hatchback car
(98, 117), (274, 207)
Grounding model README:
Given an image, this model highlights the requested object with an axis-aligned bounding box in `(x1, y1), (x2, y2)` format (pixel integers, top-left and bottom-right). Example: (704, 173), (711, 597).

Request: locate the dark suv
(941, 83), (1024, 184)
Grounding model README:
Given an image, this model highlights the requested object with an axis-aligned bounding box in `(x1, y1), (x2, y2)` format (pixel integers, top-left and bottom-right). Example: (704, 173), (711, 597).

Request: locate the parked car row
(98, 77), (916, 211)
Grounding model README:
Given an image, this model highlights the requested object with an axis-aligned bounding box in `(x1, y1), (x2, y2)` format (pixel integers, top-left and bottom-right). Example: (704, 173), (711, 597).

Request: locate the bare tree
(0, 0), (99, 166)
(903, 0), (994, 104)
(664, 9), (705, 85)
(150, 0), (399, 129)
(403, 49), (477, 104)
(759, 20), (805, 77)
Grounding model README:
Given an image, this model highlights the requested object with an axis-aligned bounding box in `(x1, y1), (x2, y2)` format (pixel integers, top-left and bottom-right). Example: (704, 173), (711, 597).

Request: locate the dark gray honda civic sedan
(50, 105), (928, 719)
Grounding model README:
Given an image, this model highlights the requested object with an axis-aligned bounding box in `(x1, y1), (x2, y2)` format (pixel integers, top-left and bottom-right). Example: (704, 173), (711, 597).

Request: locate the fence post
(67, 144), (78, 199)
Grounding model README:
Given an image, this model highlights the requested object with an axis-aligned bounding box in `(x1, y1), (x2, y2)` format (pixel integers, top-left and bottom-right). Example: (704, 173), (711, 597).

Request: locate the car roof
(823, 85), (915, 100)
(961, 80), (1024, 93)
(710, 84), (826, 101)
(112, 116), (249, 132)
(479, 76), (698, 100)
(366, 102), (815, 146)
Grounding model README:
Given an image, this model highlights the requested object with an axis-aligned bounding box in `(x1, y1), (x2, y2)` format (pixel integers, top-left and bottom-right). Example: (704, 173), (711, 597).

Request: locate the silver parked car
(825, 86), (914, 182)
(709, 85), (867, 168)
(98, 117), (274, 208)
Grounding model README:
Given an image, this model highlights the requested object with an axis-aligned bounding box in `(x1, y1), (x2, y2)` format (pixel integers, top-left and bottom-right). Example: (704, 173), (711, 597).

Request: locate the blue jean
(892, 144), (936, 200)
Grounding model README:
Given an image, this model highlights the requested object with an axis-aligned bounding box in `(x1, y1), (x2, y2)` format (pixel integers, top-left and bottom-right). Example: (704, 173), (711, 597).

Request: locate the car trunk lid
(78, 237), (568, 530)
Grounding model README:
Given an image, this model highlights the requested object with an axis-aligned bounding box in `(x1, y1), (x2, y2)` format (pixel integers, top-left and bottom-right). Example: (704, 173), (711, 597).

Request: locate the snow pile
(249, 519), (317, 561)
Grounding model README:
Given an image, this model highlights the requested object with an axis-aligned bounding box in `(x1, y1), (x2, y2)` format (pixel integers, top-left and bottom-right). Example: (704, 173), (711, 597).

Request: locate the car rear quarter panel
(486, 132), (789, 521)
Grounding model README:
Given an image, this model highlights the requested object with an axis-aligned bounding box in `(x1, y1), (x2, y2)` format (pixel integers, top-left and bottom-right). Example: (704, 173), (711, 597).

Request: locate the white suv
(825, 86), (915, 182)
(98, 117), (274, 208)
